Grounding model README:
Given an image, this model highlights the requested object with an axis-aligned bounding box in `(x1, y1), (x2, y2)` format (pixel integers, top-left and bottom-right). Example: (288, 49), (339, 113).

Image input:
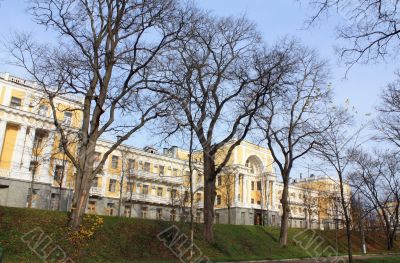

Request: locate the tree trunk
(68, 140), (98, 229)
(203, 178), (216, 242)
(58, 155), (67, 211)
(68, 174), (91, 229)
(359, 206), (366, 254)
(279, 175), (290, 247)
(338, 173), (353, 263)
(28, 166), (37, 208)
(68, 158), (94, 227)
(129, 182), (134, 218)
(203, 156), (217, 243)
(386, 224), (395, 250)
(118, 169), (125, 217)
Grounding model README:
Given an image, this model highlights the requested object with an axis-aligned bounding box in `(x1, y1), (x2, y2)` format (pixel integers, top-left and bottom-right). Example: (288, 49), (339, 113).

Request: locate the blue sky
(0, 0), (396, 117)
(0, 0), (396, 177)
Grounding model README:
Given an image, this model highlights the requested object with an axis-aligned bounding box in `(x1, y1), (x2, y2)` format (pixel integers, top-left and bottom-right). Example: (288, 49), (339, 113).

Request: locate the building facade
(0, 73), (349, 229)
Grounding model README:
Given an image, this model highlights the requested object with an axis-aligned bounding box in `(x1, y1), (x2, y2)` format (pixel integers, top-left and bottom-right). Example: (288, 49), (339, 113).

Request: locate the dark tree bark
(313, 109), (362, 263)
(147, 11), (292, 242)
(351, 150), (400, 251)
(256, 43), (333, 247)
(308, 0), (400, 66)
(8, 0), (184, 229)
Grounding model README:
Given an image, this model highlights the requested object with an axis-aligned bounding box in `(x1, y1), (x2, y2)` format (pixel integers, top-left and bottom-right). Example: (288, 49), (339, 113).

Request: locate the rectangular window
(171, 189), (177, 200)
(170, 209), (176, 221)
(88, 201), (96, 214)
(54, 165), (64, 182)
(142, 185), (149, 195)
(196, 193), (201, 202)
(172, 168), (178, 176)
(217, 195), (221, 205)
(92, 177), (99, 187)
(217, 176), (222, 186)
(184, 191), (189, 202)
(251, 181), (255, 190)
(38, 104), (48, 116)
(257, 181), (261, 191)
(141, 207), (148, 219)
(251, 198), (254, 204)
(257, 200), (261, 205)
(144, 162), (150, 172)
(159, 165), (165, 175)
(128, 159), (135, 170)
(156, 208), (162, 220)
(29, 161), (38, 172)
(107, 203), (114, 216)
(157, 187), (163, 197)
(10, 96), (22, 108)
(33, 131), (47, 153)
(63, 111), (72, 126)
(126, 182), (133, 192)
(109, 179), (116, 192)
(124, 205), (131, 217)
(111, 155), (119, 169)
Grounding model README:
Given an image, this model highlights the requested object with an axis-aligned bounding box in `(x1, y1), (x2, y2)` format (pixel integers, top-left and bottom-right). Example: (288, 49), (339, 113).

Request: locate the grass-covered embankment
(0, 206), (399, 262)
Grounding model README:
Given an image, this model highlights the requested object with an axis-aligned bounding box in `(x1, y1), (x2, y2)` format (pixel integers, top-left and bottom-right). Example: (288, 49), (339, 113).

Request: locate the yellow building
(0, 72), (349, 228)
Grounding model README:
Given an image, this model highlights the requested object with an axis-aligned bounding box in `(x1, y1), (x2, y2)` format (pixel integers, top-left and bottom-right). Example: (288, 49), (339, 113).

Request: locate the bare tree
(148, 11), (291, 242)
(313, 109), (361, 263)
(308, 0), (400, 66)
(27, 129), (54, 208)
(51, 144), (69, 211)
(351, 149), (400, 250)
(351, 192), (368, 254)
(217, 167), (238, 224)
(301, 183), (319, 229)
(117, 144), (128, 217)
(8, 0), (185, 228)
(376, 75), (400, 150)
(255, 43), (333, 247)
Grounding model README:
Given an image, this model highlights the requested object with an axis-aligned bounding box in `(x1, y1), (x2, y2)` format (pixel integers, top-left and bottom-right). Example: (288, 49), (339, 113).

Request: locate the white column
(0, 119), (7, 158)
(20, 126), (36, 172)
(39, 131), (55, 183)
(247, 176), (252, 206)
(271, 181), (275, 209)
(2, 86), (11, 106)
(11, 125), (27, 171)
(243, 176), (248, 205)
(234, 172), (239, 205)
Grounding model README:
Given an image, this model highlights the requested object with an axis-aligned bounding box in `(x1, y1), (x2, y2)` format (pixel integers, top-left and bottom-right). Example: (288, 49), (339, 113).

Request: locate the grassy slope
(0, 206), (399, 263)
(355, 256), (400, 263)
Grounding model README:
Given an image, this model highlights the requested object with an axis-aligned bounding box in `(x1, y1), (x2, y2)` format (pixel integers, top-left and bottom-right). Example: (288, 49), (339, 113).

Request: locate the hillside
(0, 206), (399, 262)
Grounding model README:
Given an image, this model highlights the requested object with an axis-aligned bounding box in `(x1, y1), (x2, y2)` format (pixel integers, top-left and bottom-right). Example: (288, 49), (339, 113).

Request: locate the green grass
(0, 206), (399, 262)
(356, 255), (400, 262)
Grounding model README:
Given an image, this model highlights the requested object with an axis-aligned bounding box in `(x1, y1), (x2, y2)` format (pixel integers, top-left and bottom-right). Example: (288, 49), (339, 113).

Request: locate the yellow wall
(0, 86), (5, 105)
(0, 124), (19, 169)
(11, 89), (25, 101)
